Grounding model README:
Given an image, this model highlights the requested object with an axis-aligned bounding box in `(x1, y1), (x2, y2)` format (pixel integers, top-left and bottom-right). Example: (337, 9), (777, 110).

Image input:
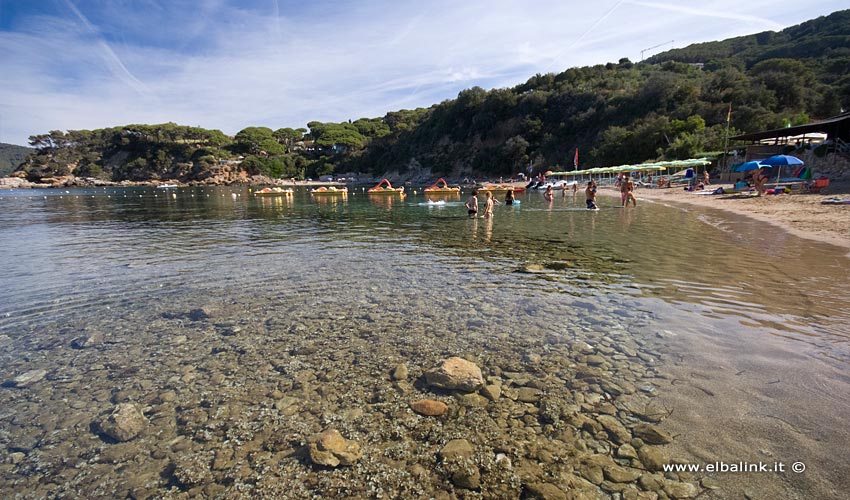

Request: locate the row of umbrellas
(547, 158), (711, 177)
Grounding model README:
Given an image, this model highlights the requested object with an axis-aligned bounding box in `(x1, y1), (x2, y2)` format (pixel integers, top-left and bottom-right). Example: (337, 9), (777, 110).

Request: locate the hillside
(16, 9), (850, 184)
(0, 143), (33, 177)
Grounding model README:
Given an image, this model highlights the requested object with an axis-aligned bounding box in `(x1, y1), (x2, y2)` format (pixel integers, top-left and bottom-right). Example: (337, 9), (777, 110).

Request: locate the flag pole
(722, 103), (732, 174)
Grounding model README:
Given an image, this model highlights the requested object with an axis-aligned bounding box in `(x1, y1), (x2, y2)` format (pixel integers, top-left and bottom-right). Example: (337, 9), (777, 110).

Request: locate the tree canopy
(13, 9), (849, 182)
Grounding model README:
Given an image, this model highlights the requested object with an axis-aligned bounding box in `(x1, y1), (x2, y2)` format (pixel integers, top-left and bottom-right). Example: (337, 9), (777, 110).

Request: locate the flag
(726, 104), (732, 124)
(573, 148), (579, 169)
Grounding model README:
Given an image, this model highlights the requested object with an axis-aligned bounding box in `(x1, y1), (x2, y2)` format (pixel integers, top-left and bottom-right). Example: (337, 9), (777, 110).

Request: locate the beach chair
(805, 178), (829, 194)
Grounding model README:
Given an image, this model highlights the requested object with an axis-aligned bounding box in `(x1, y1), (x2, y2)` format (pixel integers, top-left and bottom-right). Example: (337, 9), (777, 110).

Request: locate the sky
(0, 0), (846, 146)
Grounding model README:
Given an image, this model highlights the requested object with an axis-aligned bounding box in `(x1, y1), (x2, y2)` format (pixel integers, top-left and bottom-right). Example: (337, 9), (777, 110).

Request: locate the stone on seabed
(308, 429), (362, 467)
(95, 403), (148, 442)
(425, 357), (484, 392)
(410, 399), (449, 416)
(9, 369), (47, 388)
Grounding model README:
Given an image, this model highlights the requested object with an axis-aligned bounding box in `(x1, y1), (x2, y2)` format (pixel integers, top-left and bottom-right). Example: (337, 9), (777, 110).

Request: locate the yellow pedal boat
(368, 179), (405, 195)
(254, 187), (294, 196)
(311, 186), (348, 196)
(424, 178), (460, 194)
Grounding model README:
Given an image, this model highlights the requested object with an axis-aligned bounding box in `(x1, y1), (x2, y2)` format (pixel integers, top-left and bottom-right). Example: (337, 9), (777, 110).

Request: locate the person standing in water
(622, 173), (637, 207)
(466, 189), (479, 218)
(483, 191), (497, 218)
(504, 189), (515, 205)
(585, 180), (598, 210)
(544, 185), (554, 202)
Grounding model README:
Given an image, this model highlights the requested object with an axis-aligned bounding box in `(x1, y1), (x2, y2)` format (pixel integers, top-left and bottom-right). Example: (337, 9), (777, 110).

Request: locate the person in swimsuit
(483, 191), (497, 218)
(585, 181), (598, 210)
(466, 189), (479, 217)
(505, 189), (514, 205)
(753, 168), (767, 196)
(544, 185), (554, 202)
(623, 173), (637, 207)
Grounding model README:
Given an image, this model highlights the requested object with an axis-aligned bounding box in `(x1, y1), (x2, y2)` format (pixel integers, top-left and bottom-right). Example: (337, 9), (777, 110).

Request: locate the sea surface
(0, 185), (848, 498)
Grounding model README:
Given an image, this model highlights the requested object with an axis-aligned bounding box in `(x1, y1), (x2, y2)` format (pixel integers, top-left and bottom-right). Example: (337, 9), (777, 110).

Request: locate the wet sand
(628, 182), (850, 252)
(610, 183), (850, 499)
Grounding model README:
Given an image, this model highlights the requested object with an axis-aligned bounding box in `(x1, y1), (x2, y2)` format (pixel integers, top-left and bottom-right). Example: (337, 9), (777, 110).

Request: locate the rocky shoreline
(0, 295), (709, 500)
(0, 175), (334, 190)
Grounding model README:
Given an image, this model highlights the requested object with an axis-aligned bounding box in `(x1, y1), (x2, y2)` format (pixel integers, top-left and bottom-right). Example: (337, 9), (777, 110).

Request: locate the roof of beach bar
(730, 111), (850, 142)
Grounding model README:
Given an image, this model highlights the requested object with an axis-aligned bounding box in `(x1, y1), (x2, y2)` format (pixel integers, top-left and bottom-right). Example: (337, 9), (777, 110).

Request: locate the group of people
(465, 189), (498, 218)
(465, 174), (644, 217)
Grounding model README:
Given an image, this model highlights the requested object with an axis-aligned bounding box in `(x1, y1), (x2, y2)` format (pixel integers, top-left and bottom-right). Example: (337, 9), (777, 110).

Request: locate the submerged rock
(425, 357), (484, 392)
(308, 429), (362, 467)
(70, 331), (104, 349)
(637, 445), (667, 471)
(410, 399), (448, 416)
(633, 423), (673, 445)
(7, 369), (47, 388)
(439, 439), (474, 462)
(390, 363), (409, 381)
(451, 465), (481, 489)
(95, 403), (148, 442)
(523, 482), (567, 500)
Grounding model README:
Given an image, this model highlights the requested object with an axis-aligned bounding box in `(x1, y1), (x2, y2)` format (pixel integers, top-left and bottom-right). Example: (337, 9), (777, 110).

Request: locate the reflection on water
(1, 185), (847, 359)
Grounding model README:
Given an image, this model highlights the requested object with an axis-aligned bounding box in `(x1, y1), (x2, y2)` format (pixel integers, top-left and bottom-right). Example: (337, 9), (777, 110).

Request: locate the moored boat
(424, 178), (460, 194)
(311, 186), (348, 196)
(368, 179), (405, 195)
(478, 184), (526, 195)
(254, 187), (294, 196)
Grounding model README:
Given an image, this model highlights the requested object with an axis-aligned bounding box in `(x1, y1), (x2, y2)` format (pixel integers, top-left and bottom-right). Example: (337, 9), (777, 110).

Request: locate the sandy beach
(624, 182), (850, 252)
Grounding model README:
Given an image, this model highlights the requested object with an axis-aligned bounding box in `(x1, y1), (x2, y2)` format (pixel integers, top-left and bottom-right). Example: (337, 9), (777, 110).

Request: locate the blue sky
(0, 0), (846, 146)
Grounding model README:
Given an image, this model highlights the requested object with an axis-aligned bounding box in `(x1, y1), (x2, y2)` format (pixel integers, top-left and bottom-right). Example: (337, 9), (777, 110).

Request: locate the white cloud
(0, 0), (846, 145)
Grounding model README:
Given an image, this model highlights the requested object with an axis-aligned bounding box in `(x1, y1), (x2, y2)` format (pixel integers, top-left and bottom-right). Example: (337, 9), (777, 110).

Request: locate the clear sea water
(0, 185), (849, 497)
(1, 185), (847, 357)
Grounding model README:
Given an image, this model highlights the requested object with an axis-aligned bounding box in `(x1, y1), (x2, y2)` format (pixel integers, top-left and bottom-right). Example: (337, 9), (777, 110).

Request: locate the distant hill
(0, 143), (33, 177)
(647, 10), (850, 86)
(17, 9), (850, 183)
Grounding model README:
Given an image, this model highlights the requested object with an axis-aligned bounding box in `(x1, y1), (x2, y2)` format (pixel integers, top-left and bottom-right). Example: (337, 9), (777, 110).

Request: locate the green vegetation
(15, 9), (849, 183)
(0, 143), (33, 177)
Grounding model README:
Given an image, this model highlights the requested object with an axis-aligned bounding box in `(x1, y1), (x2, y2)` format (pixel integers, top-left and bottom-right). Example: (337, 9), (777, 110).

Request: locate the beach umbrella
(759, 155), (803, 166)
(734, 161), (763, 172)
(759, 155), (803, 183)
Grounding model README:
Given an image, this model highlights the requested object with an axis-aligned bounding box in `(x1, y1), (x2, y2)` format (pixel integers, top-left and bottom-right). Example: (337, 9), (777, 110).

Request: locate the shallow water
(0, 185), (848, 498)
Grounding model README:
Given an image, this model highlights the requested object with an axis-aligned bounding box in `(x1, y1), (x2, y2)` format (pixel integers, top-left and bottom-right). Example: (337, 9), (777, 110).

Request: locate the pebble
(390, 363), (409, 381)
(425, 357), (484, 392)
(633, 424), (673, 445)
(94, 403), (148, 442)
(8, 369), (47, 388)
(480, 383), (501, 401)
(638, 445), (667, 472)
(663, 480), (700, 499)
(307, 429), (362, 467)
(439, 439), (474, 462)
(523, 482), (567, 500)
(409, 399), (449, 416)
(451, 465), (481, 489)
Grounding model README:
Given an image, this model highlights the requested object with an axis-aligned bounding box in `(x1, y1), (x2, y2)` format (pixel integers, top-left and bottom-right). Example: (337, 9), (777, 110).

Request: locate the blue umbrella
(759, 155), (804, 166)
(759, 155), (804, 183)
(734, 161), (763, 172)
